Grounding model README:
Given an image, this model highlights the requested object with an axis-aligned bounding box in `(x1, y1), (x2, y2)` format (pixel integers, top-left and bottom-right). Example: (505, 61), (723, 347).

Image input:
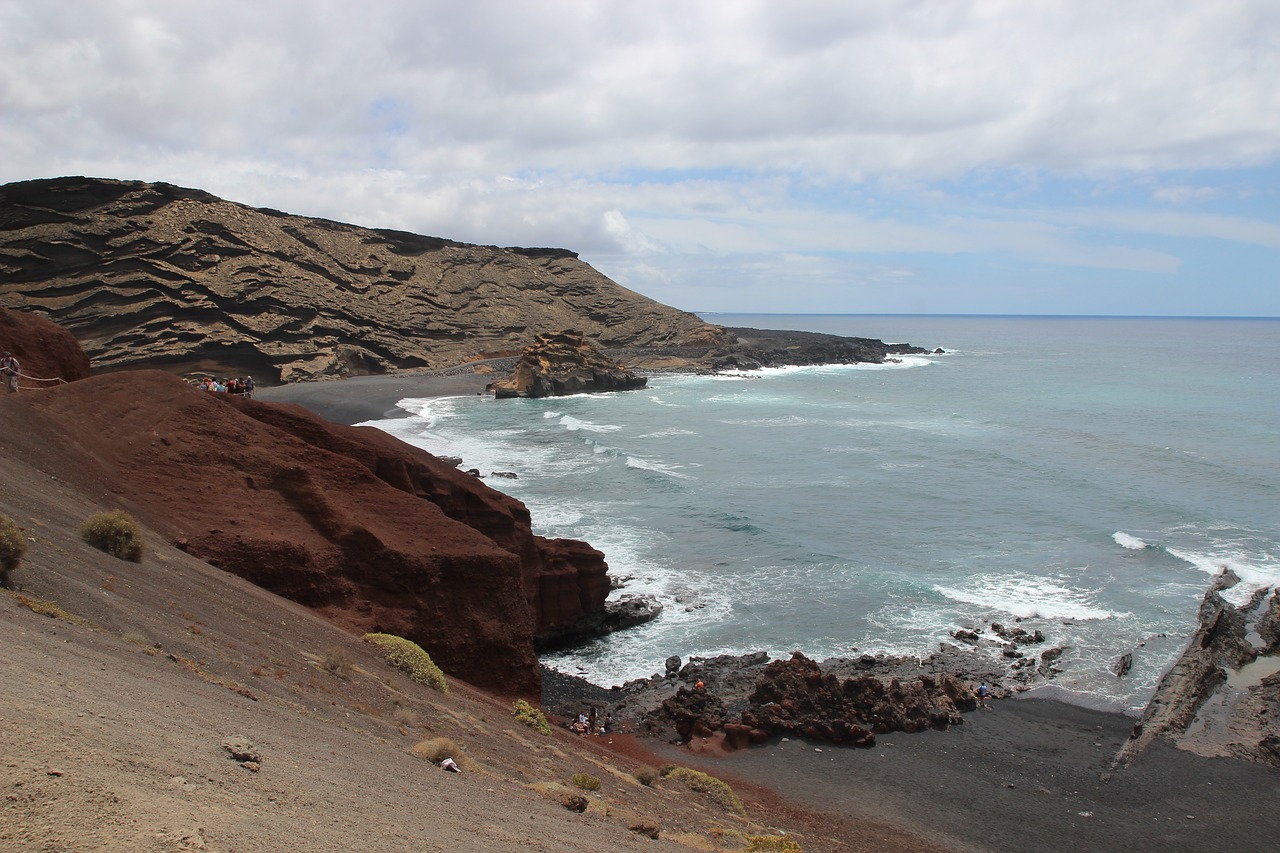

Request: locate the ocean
(363, 315), (1280, 714)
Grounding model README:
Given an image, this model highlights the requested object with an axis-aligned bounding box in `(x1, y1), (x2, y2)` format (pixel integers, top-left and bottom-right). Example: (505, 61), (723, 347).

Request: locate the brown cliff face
(20, 370), (611, 696)
(0, 177), (729, 383)
(488, 329), (648, 398)
(0, 306), (91, 389)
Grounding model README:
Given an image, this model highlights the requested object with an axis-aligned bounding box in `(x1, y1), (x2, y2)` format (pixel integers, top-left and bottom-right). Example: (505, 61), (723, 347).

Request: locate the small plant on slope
(664, 766), (746, 817)
(361, 632), (447, 693)
(571, 772), (601, 791)
(79, 510), (144, 562)
(512, 699), (552, 735)
(0, 513), (26, 585)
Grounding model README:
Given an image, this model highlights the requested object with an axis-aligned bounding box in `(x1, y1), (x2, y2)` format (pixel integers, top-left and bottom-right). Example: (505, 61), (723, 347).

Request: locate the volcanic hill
(0, 176), (727, 383)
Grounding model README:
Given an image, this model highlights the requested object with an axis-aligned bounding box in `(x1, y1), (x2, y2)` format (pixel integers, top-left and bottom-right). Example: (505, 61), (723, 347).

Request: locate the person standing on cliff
(1, 352), (19, 394)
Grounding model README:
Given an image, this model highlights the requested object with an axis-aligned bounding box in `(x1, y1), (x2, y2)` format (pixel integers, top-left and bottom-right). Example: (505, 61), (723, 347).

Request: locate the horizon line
(694, 312), (1280, 320)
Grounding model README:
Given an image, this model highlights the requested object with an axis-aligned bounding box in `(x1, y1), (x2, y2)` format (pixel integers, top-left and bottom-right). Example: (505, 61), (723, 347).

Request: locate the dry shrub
(0, 514), (27, 583)
(571, 772), (601, 791)
(633, 766), (659, 787)
(79, 510), (144, 562)
(411, 737), (478, 772)
(664, 767), (746, 817)
(4, 590), (89, 626)
(561, 794), (588, 813)
(512, 699), (551, 735)
(322, 647), (352, 678)
(629, 822), (660, 839)
(747, 834), (804, 852)
(361, 633), (447, 693)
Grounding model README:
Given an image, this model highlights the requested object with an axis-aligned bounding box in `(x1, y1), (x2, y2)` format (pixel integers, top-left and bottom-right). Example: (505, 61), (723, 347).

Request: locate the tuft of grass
(322, 646), (353, 678)
(513, 699), (552, 735)
(411, 737), (479, 772)
(362, 633), (447, 693)
(0, 514), (27, 583)
(633, 766), (659, 787)
(664, 767), (746, 817)
(3, 589), (90, 627)
(747, 834), (804, 852)
(79, 510), (144, 562)
(571, 772), (601, 791)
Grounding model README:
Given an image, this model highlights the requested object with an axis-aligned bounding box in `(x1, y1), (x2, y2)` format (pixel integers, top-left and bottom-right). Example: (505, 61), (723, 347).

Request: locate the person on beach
(1, 351), (19, 393)
(977, 684), (990, 709)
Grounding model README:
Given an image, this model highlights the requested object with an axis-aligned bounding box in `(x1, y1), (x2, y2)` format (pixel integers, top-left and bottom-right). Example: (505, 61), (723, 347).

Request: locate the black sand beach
(651, 696), (1280, 853)
(264, 370), (1280, 853)
(256, 368), (496, 424)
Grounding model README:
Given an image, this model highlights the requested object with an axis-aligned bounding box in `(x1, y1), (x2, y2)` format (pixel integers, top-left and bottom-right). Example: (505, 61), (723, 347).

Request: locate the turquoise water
(365, 315), (1280, 713)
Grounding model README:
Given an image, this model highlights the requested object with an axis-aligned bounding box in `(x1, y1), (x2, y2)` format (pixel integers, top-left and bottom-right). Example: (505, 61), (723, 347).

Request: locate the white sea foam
(1113, 531), (1150, 550)
(1165, 546), (1279, 608)
(625, 456), (696, 480)
(934, 573), (1126, 621)
(639, 428), (699, 438)
(558, 414), (621, 433)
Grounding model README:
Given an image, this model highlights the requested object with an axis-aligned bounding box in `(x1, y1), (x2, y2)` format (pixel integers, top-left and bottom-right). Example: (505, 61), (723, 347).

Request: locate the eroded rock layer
(0, 177), (728, 383)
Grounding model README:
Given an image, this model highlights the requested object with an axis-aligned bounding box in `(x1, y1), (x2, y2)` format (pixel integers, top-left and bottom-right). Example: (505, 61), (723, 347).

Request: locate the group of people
(570, 708), (612, 736)
(191, 375), (255, 397)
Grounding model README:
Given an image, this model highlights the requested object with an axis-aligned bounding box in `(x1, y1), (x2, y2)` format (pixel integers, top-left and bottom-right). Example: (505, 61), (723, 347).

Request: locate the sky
(2, 1), (1278, 316)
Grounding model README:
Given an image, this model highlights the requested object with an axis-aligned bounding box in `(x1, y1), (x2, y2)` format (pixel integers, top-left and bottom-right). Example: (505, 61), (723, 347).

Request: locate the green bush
(362, 632), (447, 693)
(0, 514), (26, 582)
(664, 766), (746, 817)
(513, 699), (552, 735)
(571, 772), (601, 791)
(79, 510), (144, 562)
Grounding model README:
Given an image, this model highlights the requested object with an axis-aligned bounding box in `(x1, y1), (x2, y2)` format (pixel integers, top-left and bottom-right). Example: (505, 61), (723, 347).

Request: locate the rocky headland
(0, 177), (935, 389)
(0, 177), (728, 383)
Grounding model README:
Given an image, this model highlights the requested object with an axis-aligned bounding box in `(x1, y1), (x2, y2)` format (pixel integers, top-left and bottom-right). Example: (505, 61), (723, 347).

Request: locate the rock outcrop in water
(1112, 571), (1280, 769)
(488, 329), (647, 398)
(0, 177), (728, 383)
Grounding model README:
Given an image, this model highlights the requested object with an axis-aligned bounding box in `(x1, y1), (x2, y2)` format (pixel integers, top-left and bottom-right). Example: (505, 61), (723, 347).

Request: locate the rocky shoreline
(542, 567), (1280, 776)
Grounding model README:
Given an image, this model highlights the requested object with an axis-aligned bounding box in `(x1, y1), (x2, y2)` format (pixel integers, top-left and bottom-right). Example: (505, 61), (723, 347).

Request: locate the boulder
(488, 330), (647, 398)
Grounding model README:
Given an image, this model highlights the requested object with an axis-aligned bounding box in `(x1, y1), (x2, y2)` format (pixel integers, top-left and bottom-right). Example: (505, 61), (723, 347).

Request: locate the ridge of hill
(0, 176), (728, 383)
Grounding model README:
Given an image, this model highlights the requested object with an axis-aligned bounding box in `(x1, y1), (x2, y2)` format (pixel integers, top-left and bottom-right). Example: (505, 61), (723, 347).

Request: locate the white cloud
(1, 0), (1277, 314)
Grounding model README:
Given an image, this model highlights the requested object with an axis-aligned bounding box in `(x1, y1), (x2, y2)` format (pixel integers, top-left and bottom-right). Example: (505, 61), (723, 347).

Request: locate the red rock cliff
(21, 370), (610, 696)
(0, 306), (91, 389)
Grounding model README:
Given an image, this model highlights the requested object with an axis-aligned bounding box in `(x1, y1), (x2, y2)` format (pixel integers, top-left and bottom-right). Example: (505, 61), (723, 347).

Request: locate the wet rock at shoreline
(488, 330), (647, 399)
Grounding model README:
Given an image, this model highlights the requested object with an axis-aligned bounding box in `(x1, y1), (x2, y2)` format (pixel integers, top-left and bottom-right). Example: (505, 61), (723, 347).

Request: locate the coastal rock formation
(739, 653), (968, 744)
(21, 370), (613, 696)
(1112, 572), (1278, 769)
(0, 306), (91, 388)
(488, 330), (647, 398)
(636, 652), (973, 748)
(0, 177), (728, 383)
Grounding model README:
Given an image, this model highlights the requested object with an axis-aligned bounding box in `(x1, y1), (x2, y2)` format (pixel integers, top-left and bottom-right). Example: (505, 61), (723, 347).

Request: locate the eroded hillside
(0, 177), (727, 383)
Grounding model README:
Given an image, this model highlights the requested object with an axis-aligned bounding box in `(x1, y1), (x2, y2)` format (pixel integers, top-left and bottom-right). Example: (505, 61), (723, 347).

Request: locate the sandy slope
(0, 390), (937, 853)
